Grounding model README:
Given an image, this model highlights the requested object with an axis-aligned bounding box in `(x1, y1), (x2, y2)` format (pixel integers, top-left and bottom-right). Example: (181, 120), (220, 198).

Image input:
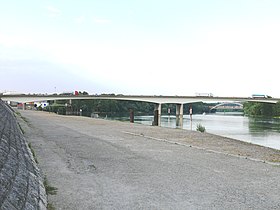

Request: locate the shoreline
(122, 120), (280, 165)
(107, 114), (280, 151)
(20, 110), (280, 165)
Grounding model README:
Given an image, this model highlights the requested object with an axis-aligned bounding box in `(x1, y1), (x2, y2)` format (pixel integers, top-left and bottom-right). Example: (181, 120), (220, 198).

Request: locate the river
(110, 114), (280, 150)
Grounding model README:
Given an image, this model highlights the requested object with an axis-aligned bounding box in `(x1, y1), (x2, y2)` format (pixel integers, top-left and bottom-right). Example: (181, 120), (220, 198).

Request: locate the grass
(15, 111), (29, 124)
(44, 177), (58, 210)
(47, 203), (56, 210)
(269, 158), (280, 163)
(196, 123), (206, 133)
(15, 111), (57, 209)
(28, 145), (58, 210)
(28, 143), (38, 164)
(18, 123), (25, 134)
(44, 177), (58, 196)
(15, 111), (31, 132)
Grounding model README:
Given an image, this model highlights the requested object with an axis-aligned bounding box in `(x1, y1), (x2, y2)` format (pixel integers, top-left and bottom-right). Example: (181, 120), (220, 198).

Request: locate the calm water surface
(112, 114), (280, 150)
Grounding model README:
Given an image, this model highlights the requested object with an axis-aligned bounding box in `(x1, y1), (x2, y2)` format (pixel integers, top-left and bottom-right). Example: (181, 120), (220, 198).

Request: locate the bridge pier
(153, 104), (161, 126)
(176, 104), (184, 127)
(129, 109), (134, 123)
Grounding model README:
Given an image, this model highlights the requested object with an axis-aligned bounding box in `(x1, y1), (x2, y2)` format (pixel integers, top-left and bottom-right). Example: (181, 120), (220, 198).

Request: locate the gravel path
(18, 110), (280, 210)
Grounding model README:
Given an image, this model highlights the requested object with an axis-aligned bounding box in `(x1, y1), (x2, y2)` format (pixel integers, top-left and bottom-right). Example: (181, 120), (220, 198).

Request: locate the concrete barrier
(0, 100), (47, 210)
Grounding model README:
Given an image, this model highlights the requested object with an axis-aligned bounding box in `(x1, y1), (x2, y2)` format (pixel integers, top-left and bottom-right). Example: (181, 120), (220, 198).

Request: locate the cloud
(74, 16), (86, 24)
(93, 17), (111, 24)
(0, 32), (31, 48)
(46, 6), (61, 18)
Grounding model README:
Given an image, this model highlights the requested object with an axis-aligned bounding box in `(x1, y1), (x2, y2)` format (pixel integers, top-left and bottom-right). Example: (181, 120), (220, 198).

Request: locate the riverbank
(135, 125), (280, 164)
(122, 118), (280, 164)
(17, 110), (280, 209)
(0, 102), (47, 210)
(22, 111), (280, 164)
(127, 114), (280, 150)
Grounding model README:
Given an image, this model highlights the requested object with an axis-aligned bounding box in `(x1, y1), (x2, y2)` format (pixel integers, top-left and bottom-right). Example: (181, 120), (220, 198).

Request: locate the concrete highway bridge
(1, 94), (279, 126)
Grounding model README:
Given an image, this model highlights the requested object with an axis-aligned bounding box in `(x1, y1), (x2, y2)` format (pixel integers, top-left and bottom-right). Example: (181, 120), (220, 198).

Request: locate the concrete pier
(153, 103), (161, 126)
(176, 103), (184, 127)
(22, 103), (26, 110)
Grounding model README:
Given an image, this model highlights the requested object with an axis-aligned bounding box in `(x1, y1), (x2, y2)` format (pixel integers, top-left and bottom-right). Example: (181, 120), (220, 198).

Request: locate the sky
(1, 0), (280, 97)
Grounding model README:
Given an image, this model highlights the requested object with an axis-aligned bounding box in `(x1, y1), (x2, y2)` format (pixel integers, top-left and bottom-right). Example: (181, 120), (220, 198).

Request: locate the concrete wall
(0, 100), (47, 210)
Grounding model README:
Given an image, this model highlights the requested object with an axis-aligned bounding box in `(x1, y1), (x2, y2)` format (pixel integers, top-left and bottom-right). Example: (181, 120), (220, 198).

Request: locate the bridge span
(1, 94), (279, 127)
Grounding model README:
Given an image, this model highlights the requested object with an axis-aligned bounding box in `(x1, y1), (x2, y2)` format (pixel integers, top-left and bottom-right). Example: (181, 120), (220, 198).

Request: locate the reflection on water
(248, 118), (280, 133)
(111, 114), (280, 150)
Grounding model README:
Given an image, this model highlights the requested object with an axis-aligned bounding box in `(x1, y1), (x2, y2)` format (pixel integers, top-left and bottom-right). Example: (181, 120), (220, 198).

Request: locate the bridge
(1, 94), (279, 127)
(210, 102), (244, 112)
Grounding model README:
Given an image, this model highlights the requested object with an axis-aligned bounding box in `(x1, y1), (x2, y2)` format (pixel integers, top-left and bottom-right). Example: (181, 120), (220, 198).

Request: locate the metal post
(189, 104), (193, 130)
(189, 104), (193, 121)
(129, 109), (134, 123)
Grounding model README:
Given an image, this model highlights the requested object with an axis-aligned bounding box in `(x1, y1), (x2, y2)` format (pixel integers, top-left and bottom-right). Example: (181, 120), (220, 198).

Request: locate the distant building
(16, 101), (49, 110)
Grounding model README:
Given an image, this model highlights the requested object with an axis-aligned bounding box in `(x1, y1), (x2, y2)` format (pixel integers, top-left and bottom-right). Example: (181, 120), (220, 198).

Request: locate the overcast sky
(1, 0), (280, 97)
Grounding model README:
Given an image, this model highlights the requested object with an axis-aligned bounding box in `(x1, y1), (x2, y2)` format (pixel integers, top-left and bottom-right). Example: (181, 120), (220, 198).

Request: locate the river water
(111, 114), (280, 150)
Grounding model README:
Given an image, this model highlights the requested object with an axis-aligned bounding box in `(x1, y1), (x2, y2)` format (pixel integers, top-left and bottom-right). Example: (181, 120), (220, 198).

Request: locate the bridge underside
(153, 103), (186, 127)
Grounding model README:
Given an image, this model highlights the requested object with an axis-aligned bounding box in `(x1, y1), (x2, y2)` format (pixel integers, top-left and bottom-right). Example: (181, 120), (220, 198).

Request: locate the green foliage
(196, 123), (206, 132)
(78, 91), (89, 95)
(43, 176), (57, 209)
(186, 102), (209, 114)
(28, 143), (38, 163)
(71, 99), (155, 117)
(18, 123), (25, 134)
(162, 102), (210, 115)
(44, 177), (58, 195)
(244, 101), (279, 117)
(47, 203), (55, 210)
(37, 105), (43, 111)
(45, 97), (211, 117)
(45, 103), (66, 114)
(273, 101), (280, 116)
(15, 111), (28, 123)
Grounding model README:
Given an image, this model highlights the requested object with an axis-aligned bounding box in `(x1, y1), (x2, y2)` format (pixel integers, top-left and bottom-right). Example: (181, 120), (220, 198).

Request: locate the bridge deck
(1, 94), (279, 104)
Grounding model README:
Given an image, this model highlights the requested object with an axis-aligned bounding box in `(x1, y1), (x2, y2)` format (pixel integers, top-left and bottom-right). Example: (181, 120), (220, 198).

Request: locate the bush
(196, 123), (206, 132)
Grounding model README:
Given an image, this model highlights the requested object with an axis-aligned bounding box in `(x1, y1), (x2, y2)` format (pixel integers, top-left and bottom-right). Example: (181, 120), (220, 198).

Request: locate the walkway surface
(18, 110), (280, 210)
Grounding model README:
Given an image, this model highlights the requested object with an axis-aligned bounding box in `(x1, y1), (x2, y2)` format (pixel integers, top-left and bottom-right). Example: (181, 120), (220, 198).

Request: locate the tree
(244, 102), (276, 116)
(273, 101), (280, 116)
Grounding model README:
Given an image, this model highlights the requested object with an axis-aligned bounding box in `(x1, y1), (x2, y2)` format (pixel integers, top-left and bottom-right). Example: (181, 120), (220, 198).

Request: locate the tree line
(243, 101), (280, 117)
(44, 99), (210, 117)
(42, 96), (280, 118)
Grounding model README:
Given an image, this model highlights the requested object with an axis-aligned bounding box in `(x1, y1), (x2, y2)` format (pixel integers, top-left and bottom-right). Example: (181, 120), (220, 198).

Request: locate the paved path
(18, 110), (280, 210)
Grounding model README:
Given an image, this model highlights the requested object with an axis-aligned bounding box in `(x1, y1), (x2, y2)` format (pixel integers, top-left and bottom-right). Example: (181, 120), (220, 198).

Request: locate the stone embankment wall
(0, 100), (47, 210)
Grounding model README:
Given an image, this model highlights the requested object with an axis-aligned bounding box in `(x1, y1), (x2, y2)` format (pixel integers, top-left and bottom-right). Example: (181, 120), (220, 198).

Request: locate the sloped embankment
(0, 100), (47, 210)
